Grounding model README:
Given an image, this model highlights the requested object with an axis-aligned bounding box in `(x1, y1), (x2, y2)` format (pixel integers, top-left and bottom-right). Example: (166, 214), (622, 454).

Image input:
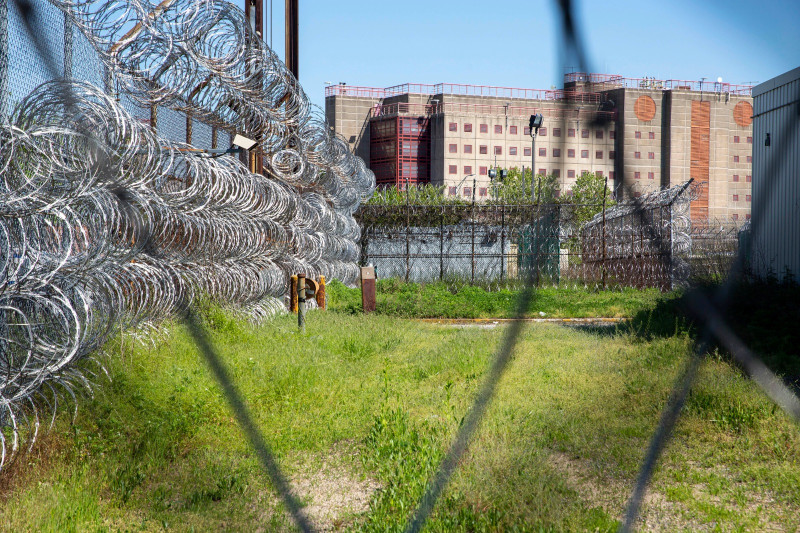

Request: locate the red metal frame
(371, 102), (617, 121)
(370, 116), (431, 188)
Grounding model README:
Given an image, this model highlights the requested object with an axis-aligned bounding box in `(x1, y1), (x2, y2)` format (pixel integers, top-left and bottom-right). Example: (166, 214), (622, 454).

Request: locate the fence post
(500, 204), (505, 282)
(439, 209), (444, 281)
(297, 273), (306, 332)
(471, 199), (476, 284)
(601, 177), (608, 290)
(405, 201), (410, 283)
(0, 0), (7, 116)
(63, 13), (73, 80)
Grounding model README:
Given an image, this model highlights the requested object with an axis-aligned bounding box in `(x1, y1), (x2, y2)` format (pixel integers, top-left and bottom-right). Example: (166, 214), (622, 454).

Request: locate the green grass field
(1, 301), (798, 531)
(326, 279), (666, 319)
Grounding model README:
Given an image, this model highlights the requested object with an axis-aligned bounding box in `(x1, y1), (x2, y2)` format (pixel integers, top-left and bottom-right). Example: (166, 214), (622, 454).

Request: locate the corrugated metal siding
(751, 68), (800, 280)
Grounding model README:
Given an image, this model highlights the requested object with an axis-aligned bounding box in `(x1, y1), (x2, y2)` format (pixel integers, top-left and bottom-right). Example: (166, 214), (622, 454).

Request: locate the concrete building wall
(325, 94), (378, 164)
(327, 77), (753, 221)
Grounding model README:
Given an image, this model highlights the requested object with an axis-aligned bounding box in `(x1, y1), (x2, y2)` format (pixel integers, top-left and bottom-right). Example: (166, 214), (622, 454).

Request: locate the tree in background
(362, 170), (613, 213)
(365, 184), (468, 206)
(570, 172), (616, 225)
(488, 167), (560, 204)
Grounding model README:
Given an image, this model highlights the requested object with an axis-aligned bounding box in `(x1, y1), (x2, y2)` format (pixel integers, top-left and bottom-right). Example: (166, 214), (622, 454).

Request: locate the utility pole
(285, 0), (299, 78)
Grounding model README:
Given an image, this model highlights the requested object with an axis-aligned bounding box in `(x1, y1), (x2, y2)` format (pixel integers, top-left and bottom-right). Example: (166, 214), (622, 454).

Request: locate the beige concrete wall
(666, 91), (753, 222)
(328, 86), (752, 213)
(325, 94), (379, 165)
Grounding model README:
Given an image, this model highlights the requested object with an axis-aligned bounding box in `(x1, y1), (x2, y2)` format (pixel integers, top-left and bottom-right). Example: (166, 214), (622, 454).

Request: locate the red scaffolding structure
(370, 116), (430, 189)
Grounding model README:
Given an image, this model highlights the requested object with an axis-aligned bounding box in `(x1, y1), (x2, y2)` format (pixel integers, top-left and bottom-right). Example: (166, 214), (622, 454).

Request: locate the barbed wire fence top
(0, 0), (798, 532)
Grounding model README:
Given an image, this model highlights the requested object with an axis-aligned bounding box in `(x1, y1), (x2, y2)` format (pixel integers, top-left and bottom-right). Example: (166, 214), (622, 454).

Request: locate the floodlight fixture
(529, 113), (544, 133)
(232, 134), (258, 151)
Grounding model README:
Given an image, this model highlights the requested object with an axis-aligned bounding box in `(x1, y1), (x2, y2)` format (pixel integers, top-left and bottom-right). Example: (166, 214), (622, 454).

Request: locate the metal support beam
(285, 0), (298, 78)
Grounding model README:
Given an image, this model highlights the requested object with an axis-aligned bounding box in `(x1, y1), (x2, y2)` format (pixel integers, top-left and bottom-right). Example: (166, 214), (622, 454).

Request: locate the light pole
(529, 114), (543, 203)
(454, 173), (475, 199)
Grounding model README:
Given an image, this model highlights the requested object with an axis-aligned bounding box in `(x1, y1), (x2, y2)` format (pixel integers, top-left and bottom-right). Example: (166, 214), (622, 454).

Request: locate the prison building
(325, 73), (754, 223)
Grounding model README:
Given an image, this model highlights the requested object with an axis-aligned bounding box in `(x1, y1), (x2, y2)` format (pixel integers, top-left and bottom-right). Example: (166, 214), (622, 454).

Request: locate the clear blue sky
(256, 0), (800, 111)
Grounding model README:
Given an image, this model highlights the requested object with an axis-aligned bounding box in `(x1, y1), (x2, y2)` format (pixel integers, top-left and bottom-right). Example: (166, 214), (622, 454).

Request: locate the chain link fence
(358, 180), (704, 291)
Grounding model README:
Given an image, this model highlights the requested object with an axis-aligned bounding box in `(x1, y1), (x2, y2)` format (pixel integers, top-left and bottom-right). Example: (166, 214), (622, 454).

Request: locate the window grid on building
(449, 144), (457, 153)
(494, 146), (502, 155)
(479, 145), (487, 154)
(449, 122), (457, 132)
(449, 165), (457, 174)
(480, 124), (488, 133)
(553, 128), (561, 137)
(464, 165), (472, 174)
(510, 125), (517, 135)
(581, 149), (589, 158)
(524, 147), (531, 156)
(539, 148), (546, 156)
(464, 123), (472, 132)
(568, 149), (575, 158)
(464, 144), (472, 154)
(596, 151), (603, 159)
(509, 146), (517, 155)
(494, 125), (502, 134)
(553, 148), (561, 157)
(479, 166), (488, 175)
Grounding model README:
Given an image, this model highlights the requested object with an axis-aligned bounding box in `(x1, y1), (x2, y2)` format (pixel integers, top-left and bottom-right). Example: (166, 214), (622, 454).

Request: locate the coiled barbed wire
(0, 68), (371, 466)
(46, 0), (375, 212)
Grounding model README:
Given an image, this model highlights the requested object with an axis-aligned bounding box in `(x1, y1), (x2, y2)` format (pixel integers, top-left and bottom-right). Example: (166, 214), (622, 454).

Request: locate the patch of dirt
(259, 441), (380, 532)
(548, 451), (707, 532)
(549, 451), (796, 531)
(292, 461), (380, 531)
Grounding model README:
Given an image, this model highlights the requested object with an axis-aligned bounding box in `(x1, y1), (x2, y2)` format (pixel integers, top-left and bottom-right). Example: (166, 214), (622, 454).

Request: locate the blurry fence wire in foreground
(0, 0), (798, 531)
(405, 4), (800, 533)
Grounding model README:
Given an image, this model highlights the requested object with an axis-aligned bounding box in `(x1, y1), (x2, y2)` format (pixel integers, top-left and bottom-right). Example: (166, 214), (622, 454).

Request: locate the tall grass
(0, 303), (798, 531)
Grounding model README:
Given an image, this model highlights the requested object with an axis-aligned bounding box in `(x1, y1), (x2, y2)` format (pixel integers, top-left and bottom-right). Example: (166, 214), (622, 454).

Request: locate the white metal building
(750, 66), (800, 281)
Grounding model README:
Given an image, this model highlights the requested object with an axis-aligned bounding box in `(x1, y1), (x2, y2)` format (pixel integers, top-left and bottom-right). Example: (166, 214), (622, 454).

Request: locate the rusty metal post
(211, 127), (218, 149)
(297, 273), (306, 332)
(315, 275), (326, 310)
(285, 0), (299, 79)
(361, 266), (376, 313)
(290, 274), (298, 312)
(186, 113), (192, 145)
